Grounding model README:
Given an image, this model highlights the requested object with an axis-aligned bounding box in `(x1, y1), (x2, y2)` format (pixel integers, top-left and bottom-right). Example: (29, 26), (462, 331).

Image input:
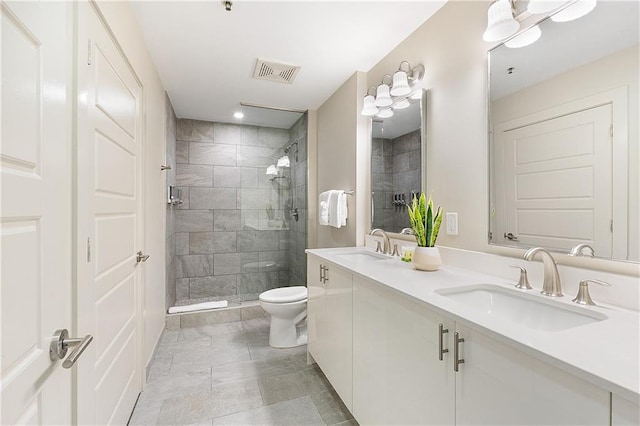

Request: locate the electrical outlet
(446, 212), (458, 235)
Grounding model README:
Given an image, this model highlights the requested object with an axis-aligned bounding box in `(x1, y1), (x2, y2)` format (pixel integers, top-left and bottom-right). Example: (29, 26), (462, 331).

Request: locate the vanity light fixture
(374, 75), (393, 107)
(550, 0), (597, 22)
(233, 111), (244, 119)
(505, 24), (542, 48)
(360, 61), (424, 116)
(361, 87), (379, 116)
(483, 0), (520, 42)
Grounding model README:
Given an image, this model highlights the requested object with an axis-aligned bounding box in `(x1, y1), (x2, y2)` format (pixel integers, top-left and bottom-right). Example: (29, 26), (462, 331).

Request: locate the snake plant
(407, 193), (443, 247)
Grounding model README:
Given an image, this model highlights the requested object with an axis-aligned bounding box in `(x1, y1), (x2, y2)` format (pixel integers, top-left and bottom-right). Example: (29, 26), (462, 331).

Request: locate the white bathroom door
(1, 1), (74, 424)
(75, 2), (144, 424)
(496, 104), (613, 256)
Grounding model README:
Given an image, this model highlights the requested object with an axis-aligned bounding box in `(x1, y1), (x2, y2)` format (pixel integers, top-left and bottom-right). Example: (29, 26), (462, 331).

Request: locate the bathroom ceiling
(131, 1), (447, 127)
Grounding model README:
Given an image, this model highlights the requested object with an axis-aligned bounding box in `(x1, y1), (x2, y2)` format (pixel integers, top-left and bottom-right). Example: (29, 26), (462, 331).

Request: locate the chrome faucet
(369, 228), (391, 255)
(569, 243), (595, 258)
(523, 247), (563, 297)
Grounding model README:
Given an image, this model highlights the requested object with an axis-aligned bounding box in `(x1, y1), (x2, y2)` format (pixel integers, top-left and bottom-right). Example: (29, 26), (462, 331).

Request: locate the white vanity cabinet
(352, 276), (455, 425)
(454, 323), (610, 425)
(351, 275), (610, 426)
(306, 254), (353, 410)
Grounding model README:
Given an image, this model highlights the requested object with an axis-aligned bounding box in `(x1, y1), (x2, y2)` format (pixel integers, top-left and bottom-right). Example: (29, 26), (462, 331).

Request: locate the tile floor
(129, 317), (357, 425)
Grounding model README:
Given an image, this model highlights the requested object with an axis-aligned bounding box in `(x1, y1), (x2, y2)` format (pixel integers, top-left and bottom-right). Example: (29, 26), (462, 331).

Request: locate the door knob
(136, 251), (150, 263)
(50, 329), (93, 369)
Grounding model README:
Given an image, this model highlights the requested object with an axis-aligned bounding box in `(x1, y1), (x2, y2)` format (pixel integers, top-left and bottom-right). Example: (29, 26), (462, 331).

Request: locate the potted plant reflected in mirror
(407, 193), (443, 271)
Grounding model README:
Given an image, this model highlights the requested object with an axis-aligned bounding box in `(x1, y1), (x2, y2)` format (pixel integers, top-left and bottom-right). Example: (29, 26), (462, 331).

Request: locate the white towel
(319, 191), (331, 225)
(326, 190), (348, 228)
(338, 191), (348, 226)
(168, 300), (228, 314)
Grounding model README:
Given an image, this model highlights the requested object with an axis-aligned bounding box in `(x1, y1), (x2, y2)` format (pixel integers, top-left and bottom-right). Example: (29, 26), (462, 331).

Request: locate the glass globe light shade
(483, 0), (520, 42)
(374, 84), (392, 107)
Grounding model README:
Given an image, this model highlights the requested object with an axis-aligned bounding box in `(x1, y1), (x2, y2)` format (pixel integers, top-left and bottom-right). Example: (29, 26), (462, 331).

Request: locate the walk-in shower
(165, 105), (308, 310)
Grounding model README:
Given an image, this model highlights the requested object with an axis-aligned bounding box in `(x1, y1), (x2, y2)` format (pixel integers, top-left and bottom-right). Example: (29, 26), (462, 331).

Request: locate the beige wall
(367, 0), (491, 252)
(316, 71), (369, 248)
(96, 1), (167, 373)
(491, 46), (639, 261)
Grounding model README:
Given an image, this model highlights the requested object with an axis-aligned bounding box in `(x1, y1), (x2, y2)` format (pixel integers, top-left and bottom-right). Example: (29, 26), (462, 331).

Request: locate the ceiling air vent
(253, 58), (300, 84)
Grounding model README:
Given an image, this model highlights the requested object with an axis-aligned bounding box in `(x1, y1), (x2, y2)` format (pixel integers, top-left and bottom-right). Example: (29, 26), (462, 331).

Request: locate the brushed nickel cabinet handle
(454, 332), (465, 372)
(439, 323), (449, 361)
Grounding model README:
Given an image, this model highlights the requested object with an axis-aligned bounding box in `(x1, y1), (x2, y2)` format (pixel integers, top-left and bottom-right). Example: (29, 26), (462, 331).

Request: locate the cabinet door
(323, 264), (353, 410)
(612, 394), (640, 426)
(307, 255), (327, 367)
(455, 324), (610, 425)
(353, 276), (455, 425)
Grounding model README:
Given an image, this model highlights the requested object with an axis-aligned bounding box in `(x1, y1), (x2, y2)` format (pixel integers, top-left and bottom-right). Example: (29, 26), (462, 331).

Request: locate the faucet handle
(572, 279), (611, 306)
(375, 241), (383, 253)
(509, 266), (533, 290)
(392, 244), (400, 257)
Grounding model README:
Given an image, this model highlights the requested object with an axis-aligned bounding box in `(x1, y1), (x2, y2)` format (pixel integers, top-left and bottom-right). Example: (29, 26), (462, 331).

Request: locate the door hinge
(87, 238), (91, 262)
(87, 39), (92, 65)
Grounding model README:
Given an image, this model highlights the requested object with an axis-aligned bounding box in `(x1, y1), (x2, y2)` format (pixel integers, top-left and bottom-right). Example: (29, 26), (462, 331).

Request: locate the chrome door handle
(136, 250), (150, 263)
(438, 323), (449, 361)
(50, 329), (93, 369)
(454, 332), (465, 372)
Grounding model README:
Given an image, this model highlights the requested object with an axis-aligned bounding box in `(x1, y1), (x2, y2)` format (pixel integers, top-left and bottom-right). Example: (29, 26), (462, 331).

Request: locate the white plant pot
(412, 246), (442, 271)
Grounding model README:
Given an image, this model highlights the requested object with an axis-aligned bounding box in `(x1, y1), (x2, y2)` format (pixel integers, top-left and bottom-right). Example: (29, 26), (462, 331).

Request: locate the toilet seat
(259, 286), (307, 304)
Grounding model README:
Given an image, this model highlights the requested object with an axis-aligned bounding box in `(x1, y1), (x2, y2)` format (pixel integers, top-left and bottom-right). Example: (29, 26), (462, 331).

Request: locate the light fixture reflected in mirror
(551, 0), (597, 22)
(483, 0), (520, 42)
(527, 0), (566, 14)
(276, 155), (290, 168)
(266, 165), (278, 176)
(392, 99), (410, 110)
(505, 24), (541, 48)
(376, 108), (393, 118)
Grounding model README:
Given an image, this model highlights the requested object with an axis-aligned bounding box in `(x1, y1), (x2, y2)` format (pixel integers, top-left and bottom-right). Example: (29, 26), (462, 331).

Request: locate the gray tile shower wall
(174, 118), (306, 304)
(371, 129), (421, 233)
(165, 95), (177, 310)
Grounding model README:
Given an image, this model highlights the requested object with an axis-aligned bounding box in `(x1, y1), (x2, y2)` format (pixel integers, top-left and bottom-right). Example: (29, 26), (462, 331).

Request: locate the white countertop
(306, 246), (640, 402)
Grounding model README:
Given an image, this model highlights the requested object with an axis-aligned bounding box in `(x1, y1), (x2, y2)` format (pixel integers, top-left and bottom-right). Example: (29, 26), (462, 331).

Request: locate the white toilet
(259, 286), (308, 348)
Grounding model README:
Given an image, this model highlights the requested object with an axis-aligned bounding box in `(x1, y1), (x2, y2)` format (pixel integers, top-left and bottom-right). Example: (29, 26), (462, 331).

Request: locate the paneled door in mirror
(488, 2), (639, 262)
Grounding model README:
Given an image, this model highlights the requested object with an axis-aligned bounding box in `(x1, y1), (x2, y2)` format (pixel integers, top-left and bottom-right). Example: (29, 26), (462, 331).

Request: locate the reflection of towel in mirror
(319, 191), (330, 225)
(328, 190), (348, 228)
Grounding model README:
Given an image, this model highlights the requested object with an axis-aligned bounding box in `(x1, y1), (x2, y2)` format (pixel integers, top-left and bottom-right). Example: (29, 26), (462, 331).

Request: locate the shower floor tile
(130, 316), (357, 425)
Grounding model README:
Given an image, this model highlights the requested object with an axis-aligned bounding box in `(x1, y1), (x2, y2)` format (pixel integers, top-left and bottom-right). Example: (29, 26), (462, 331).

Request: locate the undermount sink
(332, 250), (392, 262)
(436, 284), (608, 332)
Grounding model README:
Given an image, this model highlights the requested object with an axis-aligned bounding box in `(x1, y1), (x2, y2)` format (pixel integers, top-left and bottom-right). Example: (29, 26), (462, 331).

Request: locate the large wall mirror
(488, 1), (639, 262)
(371, 89), (426, 233)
